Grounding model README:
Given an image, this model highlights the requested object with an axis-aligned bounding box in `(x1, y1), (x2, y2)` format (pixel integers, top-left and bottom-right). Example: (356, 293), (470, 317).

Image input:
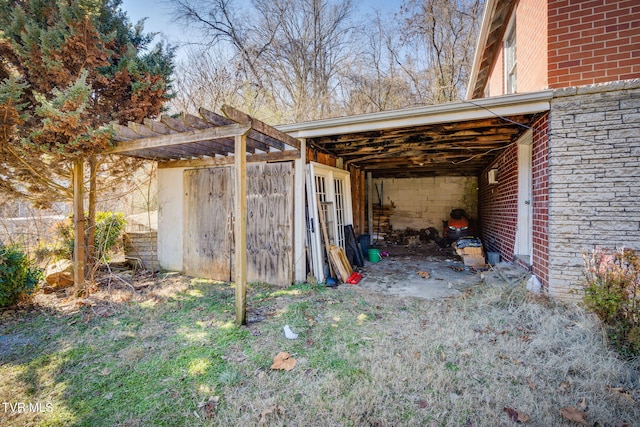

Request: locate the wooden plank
(246, 162), (293, 286)
(128, 121), (162, 138)
(183, 168), (233, 280)
(106, 123), (251, 154)
(222, 104), (301, 150)
(157, 151), (300, 169)
(207, 106), (277, 151)
(73, 159), (85, 294)
(143, 118), (175, 135)
(316, 194), (337, 279)
(199, 107), (234, 126)
(160, 114), (192, 132)
(234, 133), (248, 326)
(329, 245), (352, 282)
(112, 123), (140, 141)
(293, 138), (307, 283)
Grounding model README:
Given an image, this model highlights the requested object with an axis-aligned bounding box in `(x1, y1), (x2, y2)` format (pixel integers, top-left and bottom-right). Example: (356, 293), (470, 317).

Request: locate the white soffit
(277, 91), (552, 139)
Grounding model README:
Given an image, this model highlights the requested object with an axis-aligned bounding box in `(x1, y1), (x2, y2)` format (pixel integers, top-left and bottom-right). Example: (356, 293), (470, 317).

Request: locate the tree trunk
(73, 158), (85, 295)
(87, 156), (97, 279)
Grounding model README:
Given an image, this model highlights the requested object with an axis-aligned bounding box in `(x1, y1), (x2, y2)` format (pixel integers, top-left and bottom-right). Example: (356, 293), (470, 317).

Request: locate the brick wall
(531, 114), (550, 288)
(548, 0), (640, 88)
(548, 79), (640, 299)
(478, 144), (518, 261)
(487, 47), (504, 97)
(371, 177), (478, 231)
(517, 0), (549, 93)
(478, 115), (550, 288)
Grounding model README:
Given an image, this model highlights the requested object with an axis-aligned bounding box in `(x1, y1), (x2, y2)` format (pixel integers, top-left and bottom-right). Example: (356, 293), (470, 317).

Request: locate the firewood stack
(369, 204), (395, 241)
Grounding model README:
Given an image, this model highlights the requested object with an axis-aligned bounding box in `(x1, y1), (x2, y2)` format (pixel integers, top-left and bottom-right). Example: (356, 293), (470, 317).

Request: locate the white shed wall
(157, 167), (186, 271)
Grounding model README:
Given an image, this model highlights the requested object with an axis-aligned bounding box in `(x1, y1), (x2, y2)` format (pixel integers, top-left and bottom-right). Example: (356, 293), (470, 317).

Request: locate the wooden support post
(234, 132), (248, 326)
(367, 172), (373, 246)
(293, 138), (306, 283)
(73, 158), (85, 294)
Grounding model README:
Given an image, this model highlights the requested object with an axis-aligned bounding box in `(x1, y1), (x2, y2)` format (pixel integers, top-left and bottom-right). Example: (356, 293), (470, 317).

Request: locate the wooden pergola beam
(222, 104), (301, 150)
(157, 150), (301, 169)
(106, 123), (251, 155)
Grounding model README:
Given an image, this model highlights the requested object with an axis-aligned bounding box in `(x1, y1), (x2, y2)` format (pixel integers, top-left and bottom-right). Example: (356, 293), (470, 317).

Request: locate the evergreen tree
(0, 0), (174, 289)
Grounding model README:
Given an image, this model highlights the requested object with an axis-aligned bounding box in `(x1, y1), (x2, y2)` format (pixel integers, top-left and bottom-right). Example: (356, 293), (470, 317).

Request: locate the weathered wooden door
(183, 162), (293, 286)
(246, 162), (293, 285)
(183, 167), (233, 281)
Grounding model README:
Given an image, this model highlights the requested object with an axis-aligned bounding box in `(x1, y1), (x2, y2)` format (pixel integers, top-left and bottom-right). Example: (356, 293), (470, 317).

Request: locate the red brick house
(467, 0), (640, 298)
(113, 0), (639, 299)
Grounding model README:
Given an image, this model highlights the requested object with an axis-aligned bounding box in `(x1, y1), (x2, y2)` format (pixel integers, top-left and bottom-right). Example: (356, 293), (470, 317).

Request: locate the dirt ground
(350, 242), (530, 299)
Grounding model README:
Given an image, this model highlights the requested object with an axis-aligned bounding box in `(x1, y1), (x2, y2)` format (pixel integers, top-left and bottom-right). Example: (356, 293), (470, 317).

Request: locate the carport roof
(277, 91), (552, 178)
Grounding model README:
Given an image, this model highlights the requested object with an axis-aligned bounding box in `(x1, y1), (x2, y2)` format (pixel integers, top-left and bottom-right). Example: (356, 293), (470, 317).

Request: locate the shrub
(55, 211), (126, 263)
(583, 247), (640, 358)
(0, 243), (43, 307)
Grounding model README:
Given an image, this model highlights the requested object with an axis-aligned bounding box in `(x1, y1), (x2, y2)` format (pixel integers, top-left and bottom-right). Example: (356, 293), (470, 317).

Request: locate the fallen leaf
(258, 404), (285, 424)
(559, 407), (588, 425)
(270, 352), (296, 371)
(503, 407), (530, 423)
(607, 385), (636, 403)
(578, 397), (587, 411)
(98, 368), (111, 376)
(198, 396), (220, 420)
(417, 271), (430, 279)
(526, 377), (536, 390)
(498, 353), (523, 365)
(417, 400), (429, 408)
(558, 381), (571, 393)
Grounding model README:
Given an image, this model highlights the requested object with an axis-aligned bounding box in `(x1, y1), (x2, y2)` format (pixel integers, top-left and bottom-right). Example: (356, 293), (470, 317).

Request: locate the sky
(120, 0), (402, 60)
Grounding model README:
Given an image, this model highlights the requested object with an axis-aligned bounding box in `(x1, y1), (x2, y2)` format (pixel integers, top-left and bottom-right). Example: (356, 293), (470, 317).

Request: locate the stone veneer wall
(548, 79), (640, 299)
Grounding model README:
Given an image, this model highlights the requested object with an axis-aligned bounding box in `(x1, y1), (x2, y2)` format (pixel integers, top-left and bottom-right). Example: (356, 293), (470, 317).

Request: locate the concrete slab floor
(345, 242), (530, 300)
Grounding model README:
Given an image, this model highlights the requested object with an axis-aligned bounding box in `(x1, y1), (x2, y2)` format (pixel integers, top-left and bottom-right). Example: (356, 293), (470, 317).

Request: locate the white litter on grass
(526, 275), (541, 293)
(283, 325), (298, 340)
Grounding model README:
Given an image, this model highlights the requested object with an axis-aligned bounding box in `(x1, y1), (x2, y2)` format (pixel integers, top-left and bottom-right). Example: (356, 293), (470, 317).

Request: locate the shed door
(183, 167), (233, 281)
(183, 162), (293, 286)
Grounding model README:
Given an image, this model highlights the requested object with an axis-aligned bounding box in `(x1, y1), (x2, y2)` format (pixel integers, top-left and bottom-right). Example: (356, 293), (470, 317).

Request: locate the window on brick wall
(504, 15), (517, 94)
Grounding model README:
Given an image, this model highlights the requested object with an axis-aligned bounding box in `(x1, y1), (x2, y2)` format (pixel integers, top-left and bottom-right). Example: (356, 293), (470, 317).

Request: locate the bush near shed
(0, 243), (42, 307)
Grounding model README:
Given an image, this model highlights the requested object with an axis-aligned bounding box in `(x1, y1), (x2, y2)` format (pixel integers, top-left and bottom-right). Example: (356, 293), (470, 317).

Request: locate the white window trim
(504, 13), (517, 95)
(306, 162), (353, 282)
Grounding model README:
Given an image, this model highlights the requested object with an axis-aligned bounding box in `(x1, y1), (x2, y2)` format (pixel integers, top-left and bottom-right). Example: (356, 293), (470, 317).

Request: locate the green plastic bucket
(368, 248), (382, 263)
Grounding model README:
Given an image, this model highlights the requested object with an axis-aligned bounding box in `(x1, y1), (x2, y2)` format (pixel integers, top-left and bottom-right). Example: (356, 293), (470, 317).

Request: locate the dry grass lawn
(1, 270), (639, 426)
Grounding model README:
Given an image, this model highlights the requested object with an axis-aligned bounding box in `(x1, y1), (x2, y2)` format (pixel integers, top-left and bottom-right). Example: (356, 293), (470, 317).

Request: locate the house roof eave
(277, 90), (553, 139)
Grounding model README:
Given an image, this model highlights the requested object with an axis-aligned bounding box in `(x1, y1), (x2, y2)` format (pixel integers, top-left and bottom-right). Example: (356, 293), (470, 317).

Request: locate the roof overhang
(278, 91), (552, 178)
(465, 0), (516, 100)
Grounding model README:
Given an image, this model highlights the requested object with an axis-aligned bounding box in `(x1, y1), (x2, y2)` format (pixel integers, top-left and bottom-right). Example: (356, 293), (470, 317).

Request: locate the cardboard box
(462, 255), (486, 267)
(455, 246), (483, 257)
(453, 240), (485, 266)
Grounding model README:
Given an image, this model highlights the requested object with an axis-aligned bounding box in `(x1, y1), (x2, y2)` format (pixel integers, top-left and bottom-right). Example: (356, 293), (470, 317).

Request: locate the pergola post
(73, 158), (85, 294)
(234, 131), (248, 325)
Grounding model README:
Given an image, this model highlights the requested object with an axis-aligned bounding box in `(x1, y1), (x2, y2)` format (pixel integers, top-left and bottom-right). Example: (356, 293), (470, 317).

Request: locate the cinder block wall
(371, 177), (478, 232)
(548, 79), (640, 299)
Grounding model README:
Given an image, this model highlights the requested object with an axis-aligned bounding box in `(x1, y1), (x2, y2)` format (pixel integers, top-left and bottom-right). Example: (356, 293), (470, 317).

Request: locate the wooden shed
(107, 105), (307, 290)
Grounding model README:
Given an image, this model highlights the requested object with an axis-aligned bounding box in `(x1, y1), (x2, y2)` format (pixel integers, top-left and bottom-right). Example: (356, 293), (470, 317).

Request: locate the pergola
(73, 105), (302, 325)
